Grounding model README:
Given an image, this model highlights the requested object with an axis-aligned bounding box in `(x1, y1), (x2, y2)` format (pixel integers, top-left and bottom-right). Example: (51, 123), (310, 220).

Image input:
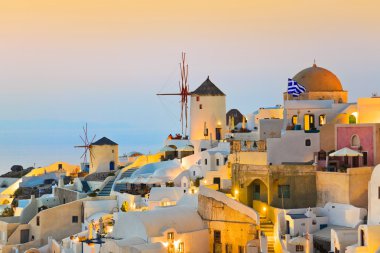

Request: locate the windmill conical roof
(191, 76), (225, 96)
(91, 137), (118, 146)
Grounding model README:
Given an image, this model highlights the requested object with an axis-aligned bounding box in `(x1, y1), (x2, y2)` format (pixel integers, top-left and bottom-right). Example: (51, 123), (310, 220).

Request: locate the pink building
(335, 123), (380, 167)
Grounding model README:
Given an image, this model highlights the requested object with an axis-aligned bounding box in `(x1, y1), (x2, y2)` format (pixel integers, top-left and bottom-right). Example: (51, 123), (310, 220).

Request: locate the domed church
(284, 63), (348, 103)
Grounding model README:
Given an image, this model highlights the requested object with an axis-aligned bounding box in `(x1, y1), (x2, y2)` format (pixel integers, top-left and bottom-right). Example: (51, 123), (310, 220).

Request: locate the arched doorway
(247, 179), (268, 206)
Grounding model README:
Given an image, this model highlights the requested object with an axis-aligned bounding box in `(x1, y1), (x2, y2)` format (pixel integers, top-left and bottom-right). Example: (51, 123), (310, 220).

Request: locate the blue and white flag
(287, 78), (306, 97)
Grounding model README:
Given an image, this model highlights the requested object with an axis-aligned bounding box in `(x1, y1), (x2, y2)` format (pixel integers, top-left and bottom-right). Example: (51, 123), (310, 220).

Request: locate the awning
(329, 147), (363, 157)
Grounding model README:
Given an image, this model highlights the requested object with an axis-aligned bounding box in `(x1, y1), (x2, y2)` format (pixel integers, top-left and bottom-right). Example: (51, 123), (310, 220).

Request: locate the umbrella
(160, 146), (176, 152)
(288, 236), (307, 245)
(177, 145), (194, 152)
(329, 147), (363, 157)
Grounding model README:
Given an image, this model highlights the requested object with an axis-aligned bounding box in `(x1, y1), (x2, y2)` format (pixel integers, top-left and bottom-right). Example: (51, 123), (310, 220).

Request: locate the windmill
(74, 123), (96, 169)
(157, 52), (191, 138)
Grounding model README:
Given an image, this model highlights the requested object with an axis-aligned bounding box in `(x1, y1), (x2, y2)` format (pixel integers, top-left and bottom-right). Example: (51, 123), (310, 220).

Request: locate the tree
(10, 165), (23, 172)
(1, 207), (14, 217)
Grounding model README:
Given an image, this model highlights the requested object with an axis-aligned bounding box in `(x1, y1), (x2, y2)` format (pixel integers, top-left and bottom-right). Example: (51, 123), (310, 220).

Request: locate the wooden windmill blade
(156, 52), (191, 138)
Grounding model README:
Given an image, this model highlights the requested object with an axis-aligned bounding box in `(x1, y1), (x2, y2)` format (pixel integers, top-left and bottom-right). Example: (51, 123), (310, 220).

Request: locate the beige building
(190, 77), (226, 141)
(198, 187), (260, 253)
(232, 164), (317, 210)
(316, 167), (373, 209)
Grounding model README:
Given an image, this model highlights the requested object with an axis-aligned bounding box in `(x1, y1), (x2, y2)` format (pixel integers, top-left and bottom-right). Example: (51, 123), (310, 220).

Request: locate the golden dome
(293, 64), (343, 92)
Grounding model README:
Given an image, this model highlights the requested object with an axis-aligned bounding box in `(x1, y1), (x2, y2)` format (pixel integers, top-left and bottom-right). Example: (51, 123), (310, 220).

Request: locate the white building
(102, 205), (209, 253)
(148, 187), (186, 209)
(90, 137), (119, 174)
(190, 77), (226, 141)
(368, 164), (380, 225)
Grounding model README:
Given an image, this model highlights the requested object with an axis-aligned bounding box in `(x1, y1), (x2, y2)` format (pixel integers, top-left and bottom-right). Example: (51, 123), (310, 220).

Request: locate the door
(110, 161), (115, 171)
(352, 156), (359, 167)
(304, 114), (315, 131)
(213, 177), (221, 190)
(286, 220), (290, 234)
(253, 184), (260, 200)
(20, 229), (29, 243)
(362, 151), (368, 166)
(215, 128), (221, 140)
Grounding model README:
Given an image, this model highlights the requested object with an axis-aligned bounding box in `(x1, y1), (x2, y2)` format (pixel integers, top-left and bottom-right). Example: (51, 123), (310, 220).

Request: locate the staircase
(114, 168), (138, 192)
(98, 178), (115, 196)
(260, 216), (275, 253)
(81, 180), (91, 193)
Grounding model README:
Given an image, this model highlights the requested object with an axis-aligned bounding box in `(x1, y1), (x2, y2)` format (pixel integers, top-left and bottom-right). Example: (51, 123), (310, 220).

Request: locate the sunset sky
(0, 0), (380, 171)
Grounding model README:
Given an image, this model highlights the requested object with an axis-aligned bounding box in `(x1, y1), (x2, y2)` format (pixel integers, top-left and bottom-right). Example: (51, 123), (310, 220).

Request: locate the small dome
(293, 64), (343, 92)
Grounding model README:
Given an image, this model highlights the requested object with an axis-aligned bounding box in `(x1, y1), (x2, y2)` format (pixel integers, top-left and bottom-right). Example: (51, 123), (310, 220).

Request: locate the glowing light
(162, 242), (169, 247)
(263, 207), (267, 212)
(234, 189), (239, 196)
(174, 240), (181, 249)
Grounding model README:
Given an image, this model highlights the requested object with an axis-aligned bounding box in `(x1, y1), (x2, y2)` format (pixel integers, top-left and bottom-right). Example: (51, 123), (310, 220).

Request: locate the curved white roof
(131, 160), (184, 181)
(114, 206), (205, 239)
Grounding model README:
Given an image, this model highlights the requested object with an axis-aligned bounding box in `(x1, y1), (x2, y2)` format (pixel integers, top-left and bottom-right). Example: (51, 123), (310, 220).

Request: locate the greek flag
(288, 78), (306, 97)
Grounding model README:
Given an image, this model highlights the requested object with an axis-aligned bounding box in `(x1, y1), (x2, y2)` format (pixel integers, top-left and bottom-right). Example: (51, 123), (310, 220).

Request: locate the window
(193, 171), (196, 176)
(196, 96), (200, 101)
(296, 245), (304, 252)
(378, 186), (380, 199)
(224, 157), (228, 164)
(305, 139), (311, 146)
(278, 185), (290, 198)
(318, 150), (326, 160)
(351, 135), (360, 147)
(178, 242), (184, 253)
(238, 245), (245, 253)
(58, 164), (63, 170)
(72, 216), (78, 223)
(319, 114), (326, 126)
(167, 232), (174, 240)
(205, 159), (208, 165)
(216, 159), (220, 166)
(199, 104), (203, 109)
(214, 230), (221, 244)
(204, 128), (208, 136)
(225, 244), (232, 253)
(292, 115), (298, 125)
(36, 216), (40, 226)
(349, 114), (357, 124)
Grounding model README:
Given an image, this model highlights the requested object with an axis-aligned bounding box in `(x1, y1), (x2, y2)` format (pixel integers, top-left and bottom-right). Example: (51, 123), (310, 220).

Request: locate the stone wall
(233, 164), (317, 209)
(316, 167), (373, 208)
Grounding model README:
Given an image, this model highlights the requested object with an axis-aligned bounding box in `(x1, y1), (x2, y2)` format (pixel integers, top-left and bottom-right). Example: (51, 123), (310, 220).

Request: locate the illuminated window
(319, 114), (326, 126)
(178, 242), (184, 253)
(296, 245), (304, 252)
(304, 114), (315, 131)
(292, 115), (298, 125)
(167, 232), (174, 240)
